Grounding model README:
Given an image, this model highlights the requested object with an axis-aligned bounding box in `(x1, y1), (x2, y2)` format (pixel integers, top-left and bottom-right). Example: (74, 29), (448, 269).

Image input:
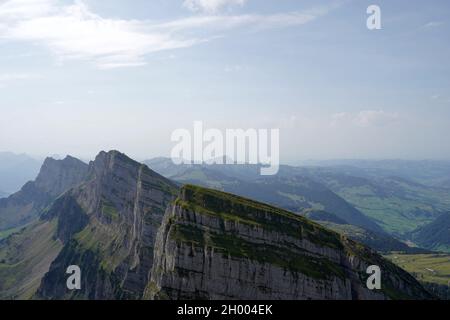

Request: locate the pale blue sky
(0, 0), (449, 163)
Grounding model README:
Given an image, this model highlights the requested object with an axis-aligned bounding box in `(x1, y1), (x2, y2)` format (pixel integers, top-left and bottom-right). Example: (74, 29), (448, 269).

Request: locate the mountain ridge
(0, 151), (436, 300)
(0, 155), (89, 232)
(36, 150), (178, 299)
(148, 184), (432, 300)
(144, 158), (384, 234)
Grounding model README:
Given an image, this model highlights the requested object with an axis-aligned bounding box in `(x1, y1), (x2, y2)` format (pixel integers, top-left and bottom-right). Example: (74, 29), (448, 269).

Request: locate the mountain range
(0, 152), (41, 196)
(144, 158), (450, 251)
(298, 159), (450, 189)
(0, 151), (434, 300)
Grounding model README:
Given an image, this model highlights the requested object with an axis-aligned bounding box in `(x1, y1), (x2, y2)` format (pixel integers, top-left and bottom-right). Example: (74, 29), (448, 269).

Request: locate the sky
(0, 0), (449, 163)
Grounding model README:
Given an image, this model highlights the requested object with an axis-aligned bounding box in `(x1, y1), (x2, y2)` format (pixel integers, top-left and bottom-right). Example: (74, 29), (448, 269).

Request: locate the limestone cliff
(148, 185), (432, 300)
(36, 151), (178, 299)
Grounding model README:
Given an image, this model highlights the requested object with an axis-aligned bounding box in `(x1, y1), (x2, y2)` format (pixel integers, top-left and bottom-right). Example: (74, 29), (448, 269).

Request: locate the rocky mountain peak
(88, 150), (139, 180)
(35, 155), (89, 196)
(36, 150), (179, 299)
(0, 155), (89, 231)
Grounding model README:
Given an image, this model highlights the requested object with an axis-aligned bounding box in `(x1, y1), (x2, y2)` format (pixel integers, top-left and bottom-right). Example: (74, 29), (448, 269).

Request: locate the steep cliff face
(0, 156), (89, 231)
(36, 151), (178, 299)
(148, 185), (432, 300)
(34, 156), (90, 197)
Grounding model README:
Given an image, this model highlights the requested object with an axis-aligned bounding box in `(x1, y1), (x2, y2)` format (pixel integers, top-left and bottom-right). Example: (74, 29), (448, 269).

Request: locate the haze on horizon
(1, 0), (449, 163)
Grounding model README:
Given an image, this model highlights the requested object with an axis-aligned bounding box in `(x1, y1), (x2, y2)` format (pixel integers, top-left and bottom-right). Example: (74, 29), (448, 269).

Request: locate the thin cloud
(355, 110), (399, 127)
(423, 21), (444, 28)
(431, 94), (450, 104)
(0, 0), (335, 69)
(183, 0), (247, 13)
(332, 110), (399, 127)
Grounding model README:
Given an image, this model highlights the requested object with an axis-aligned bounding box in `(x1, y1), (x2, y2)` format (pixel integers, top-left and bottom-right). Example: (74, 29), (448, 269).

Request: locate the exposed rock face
(148, 185), (433, 300)
(34, 156), (89, 197)
(37, 151), (178, 299)
(0, 151), (434, 300)
(0, 156), (89, 231)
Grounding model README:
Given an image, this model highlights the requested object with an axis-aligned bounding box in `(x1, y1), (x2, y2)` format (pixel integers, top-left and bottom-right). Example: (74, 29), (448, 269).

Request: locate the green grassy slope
(0, 225), (26, 240)
(409, 213), (450, 253)
(303, 213), (429, 254)
(178, 184), (345, 252)
(166, 166), (384, 234)
(0, 220), (62, 299)
(386, 253), (450, 286)
(385, 253), (450, 299)
(304, 172), (450, 235)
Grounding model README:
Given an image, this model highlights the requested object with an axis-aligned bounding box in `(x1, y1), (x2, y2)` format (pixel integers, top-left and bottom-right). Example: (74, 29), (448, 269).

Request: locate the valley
(386, 253), (450, 299)
(147, 158), (450, 252)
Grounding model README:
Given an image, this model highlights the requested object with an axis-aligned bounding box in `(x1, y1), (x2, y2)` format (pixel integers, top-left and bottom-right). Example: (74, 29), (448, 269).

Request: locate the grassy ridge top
(178, 184), (344, 250)
(171, 185), (348, 280)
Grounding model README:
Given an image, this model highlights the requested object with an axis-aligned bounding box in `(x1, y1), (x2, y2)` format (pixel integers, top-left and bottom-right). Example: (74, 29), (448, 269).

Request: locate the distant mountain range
(144, 159), (383, 233)
(144, 158), (450, 249)
(292, 168), (450, 235)
(298, 159), (450, 188)
(0, 152), (42, 196)
(0, 151), (434, 300)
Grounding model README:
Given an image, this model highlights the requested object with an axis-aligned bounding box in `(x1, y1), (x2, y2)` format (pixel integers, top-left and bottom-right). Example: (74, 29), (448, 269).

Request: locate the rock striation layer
(148, 185), (432, 300)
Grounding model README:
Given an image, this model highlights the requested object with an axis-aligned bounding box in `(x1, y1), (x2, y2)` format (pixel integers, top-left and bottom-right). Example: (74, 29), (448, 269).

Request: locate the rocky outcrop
(0, 156), (89, 231)
(36, 151), (178, 299)
(148, 185), (433, 300)
(34, 156), (89, 197)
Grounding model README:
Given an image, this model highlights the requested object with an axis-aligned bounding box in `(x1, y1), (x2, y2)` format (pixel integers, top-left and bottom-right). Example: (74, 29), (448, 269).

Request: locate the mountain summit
(0, 155), (88, 231)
